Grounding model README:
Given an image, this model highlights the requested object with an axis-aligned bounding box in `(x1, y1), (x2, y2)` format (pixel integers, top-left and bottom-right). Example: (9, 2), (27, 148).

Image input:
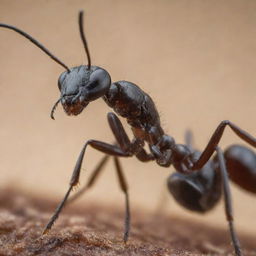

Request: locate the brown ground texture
(0, 189), (255, 256)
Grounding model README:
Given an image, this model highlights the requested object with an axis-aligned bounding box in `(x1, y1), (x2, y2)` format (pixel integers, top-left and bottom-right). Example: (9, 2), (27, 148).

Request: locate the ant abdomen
(167, 158), (222, 213)
(224, 144), (256, 194)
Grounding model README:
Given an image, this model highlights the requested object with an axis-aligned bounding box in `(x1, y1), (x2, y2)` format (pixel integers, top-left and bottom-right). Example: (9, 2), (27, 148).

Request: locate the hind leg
(216, 147), (242, 256)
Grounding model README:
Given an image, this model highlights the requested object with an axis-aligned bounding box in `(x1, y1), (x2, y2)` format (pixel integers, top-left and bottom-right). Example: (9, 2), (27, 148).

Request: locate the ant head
(0, 11), (110, 119)
(50, 10), (111, 119)
(57, 65), (111, 116)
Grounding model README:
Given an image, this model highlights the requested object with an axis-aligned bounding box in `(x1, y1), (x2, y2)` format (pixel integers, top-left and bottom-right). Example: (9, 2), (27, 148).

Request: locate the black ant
(1, 11), (255, 256)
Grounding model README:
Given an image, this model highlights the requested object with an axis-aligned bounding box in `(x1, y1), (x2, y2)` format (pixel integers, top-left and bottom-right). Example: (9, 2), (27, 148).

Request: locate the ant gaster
(1, 11), (256, 256)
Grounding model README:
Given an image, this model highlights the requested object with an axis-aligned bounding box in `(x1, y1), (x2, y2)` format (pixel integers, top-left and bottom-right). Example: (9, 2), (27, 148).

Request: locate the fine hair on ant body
(1, 11), (255, 256)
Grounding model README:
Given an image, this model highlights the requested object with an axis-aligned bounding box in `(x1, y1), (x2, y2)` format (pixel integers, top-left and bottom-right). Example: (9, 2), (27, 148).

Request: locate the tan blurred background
(0, 0), (255, 237)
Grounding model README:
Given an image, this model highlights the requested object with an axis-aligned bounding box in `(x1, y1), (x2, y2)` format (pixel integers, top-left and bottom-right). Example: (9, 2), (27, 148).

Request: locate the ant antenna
(50, 97), (62, 120)
(0, 24), (70, 72)
(78, 11), (91, 69)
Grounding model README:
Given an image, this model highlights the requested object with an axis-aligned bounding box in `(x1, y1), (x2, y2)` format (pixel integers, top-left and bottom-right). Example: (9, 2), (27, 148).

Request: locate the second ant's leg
(215, 147), (242, 256)
(113, 157), (130, 243)
(192, 121), (256, 170)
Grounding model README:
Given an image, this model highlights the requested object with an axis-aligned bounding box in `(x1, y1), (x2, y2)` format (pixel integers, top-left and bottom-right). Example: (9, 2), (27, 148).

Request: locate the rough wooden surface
(1, 0), (256, 238)
(0, 189), (255, 256)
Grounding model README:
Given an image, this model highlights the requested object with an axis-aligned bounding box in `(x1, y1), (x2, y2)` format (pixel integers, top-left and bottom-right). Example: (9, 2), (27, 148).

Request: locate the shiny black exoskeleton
(58, 66), (111, 116)
(1, 11), (256, 256)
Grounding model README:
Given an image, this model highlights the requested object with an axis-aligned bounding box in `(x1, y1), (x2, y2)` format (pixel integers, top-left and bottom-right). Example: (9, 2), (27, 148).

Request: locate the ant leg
(68, 155), (110, 204)
(108, 111), (154, 162)
(70, 155), (130, 243)
(69, 154), (130, 243)
(43, 112), (141, 235)
(107, 112), (131, 152)
(192, 121), (256, 170)
(135, 147), (154, 162)
(43, 141), (130, 235)
(215, 147), (242, 256)
(113, 157), (130, 243)
(69, 155), (130, 243)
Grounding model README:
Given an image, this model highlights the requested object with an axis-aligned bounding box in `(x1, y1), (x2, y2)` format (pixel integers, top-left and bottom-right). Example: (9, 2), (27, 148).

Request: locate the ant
(1, 11), (255, 256)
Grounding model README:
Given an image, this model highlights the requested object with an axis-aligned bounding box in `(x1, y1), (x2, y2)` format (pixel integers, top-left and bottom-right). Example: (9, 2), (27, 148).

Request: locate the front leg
(43, 140), (130, 234)
(43, 112), (143, 235)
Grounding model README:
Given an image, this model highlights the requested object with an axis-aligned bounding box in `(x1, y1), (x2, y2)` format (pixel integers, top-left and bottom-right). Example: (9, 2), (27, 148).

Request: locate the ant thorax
(103, 81), (163, 140)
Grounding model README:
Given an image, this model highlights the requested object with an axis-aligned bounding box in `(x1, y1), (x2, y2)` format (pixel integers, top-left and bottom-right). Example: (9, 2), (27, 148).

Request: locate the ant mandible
(1, 11), (255, 256)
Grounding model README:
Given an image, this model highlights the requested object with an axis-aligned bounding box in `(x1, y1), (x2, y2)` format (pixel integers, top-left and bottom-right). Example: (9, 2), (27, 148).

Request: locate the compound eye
(58, 72), (67, 90)
(90, 68), (110, 85)
(87, 75), (99, 90)
(85, 68), (111, 101)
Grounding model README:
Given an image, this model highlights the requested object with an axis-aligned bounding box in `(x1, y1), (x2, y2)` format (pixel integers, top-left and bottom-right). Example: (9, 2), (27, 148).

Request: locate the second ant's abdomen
(224, 145), (256, 194)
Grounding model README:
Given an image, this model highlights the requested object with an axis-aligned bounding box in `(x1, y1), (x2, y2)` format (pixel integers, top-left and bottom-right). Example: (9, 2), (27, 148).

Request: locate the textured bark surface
(0, 189), (255, 256)
(1, 0), (256, 239)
